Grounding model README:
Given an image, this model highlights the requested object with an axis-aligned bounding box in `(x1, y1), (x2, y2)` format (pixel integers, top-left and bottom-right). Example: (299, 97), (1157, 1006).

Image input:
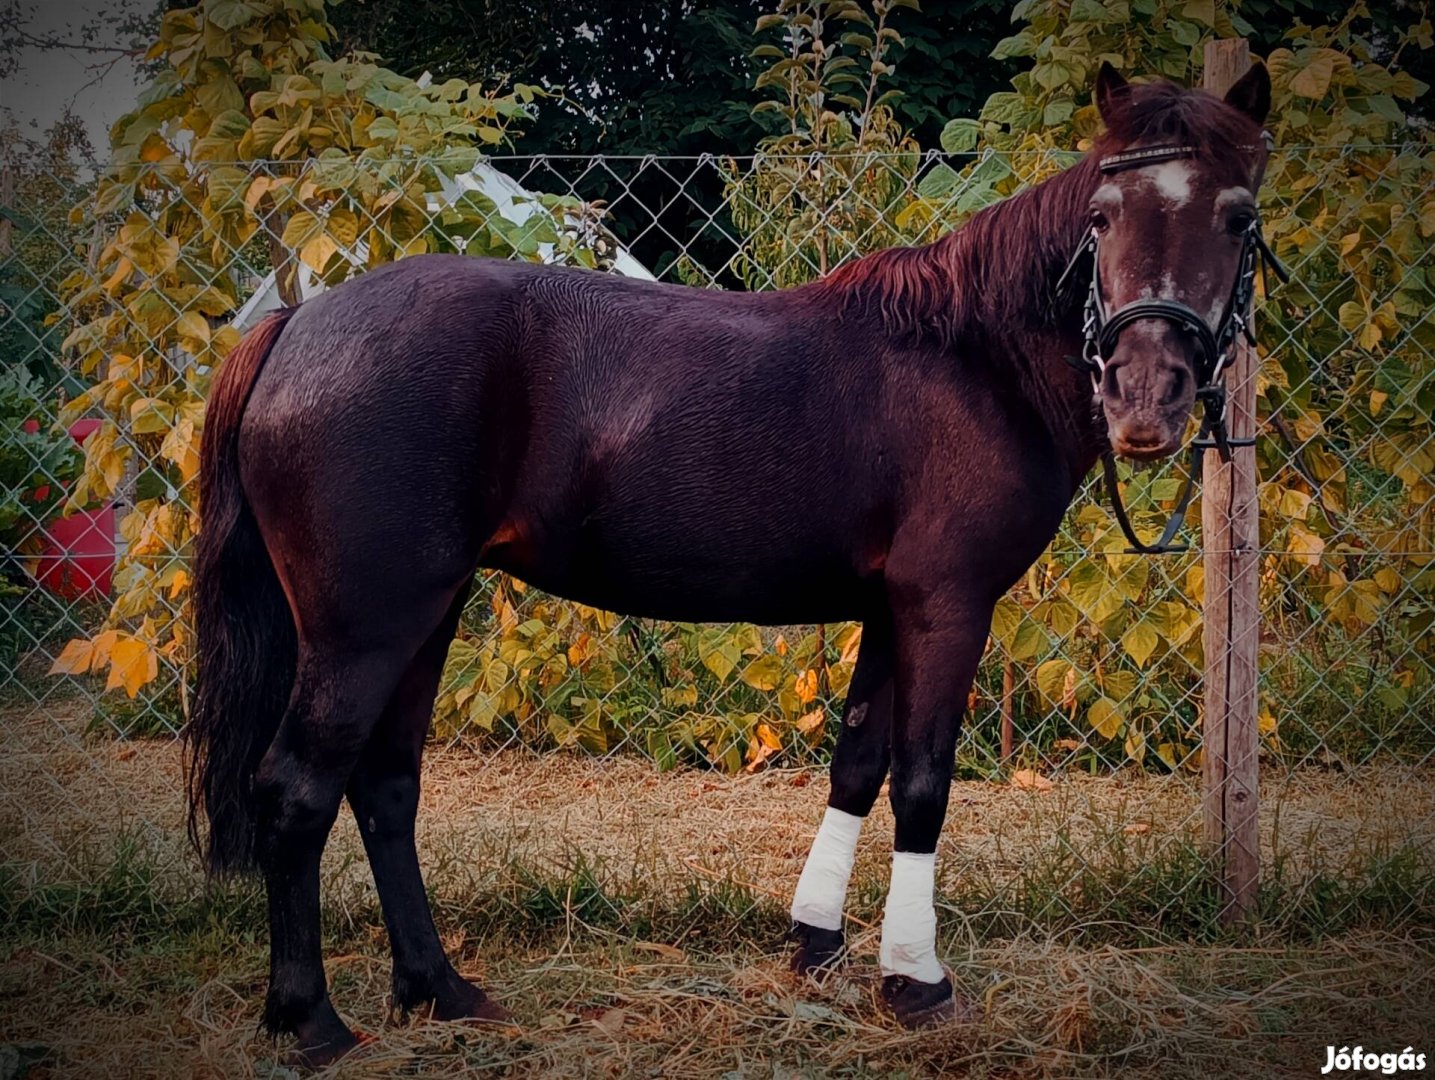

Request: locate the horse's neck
(942, 157), (1107, 482)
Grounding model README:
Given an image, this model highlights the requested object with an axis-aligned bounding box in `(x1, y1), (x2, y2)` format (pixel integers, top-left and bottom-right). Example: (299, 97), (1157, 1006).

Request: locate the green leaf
(1072, 0), (1113, 22)
(991, 32), (1037, 60)
(207, 109), (251, 139)
(1337, 301), (1366, 333)
(1068, 560), (1124, 623)
(1043, 99), (1075, 126)
(205, 0), (267, 31)
(366, 116), (399, 141)
(939, 118), (981, 153)
(917, 162), (961, 199)
(1181, 0), (1215, 27)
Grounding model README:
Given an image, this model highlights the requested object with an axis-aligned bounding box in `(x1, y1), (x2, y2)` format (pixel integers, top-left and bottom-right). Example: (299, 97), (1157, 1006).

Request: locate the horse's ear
(1094, 62), (1130, 124)
(1223, 61), (1271, 125)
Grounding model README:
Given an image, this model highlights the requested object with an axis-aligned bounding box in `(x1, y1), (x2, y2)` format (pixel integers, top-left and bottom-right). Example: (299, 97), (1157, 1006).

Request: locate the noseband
(1057, 140), (1290, 554)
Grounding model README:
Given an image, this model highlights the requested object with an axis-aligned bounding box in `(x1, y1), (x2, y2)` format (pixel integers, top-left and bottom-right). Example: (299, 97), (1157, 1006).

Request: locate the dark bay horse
(188, 64), (1273, 1063)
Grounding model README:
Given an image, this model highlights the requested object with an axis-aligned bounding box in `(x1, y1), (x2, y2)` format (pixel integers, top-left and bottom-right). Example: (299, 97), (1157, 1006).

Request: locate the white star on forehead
(1141, 161), (1193, 208)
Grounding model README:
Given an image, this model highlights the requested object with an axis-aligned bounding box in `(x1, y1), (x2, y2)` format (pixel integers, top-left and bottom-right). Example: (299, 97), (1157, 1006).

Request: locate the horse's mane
(811, 79), (1262, 347)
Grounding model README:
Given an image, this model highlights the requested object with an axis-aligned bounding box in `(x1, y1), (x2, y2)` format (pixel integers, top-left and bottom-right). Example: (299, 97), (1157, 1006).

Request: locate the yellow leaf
(161, 418), (200, 483)
(176, 310), (210, 345)
(89, 629), (119, 673)
(744, 721), (783, 772)
(1122, 620), (1160, 668)
(107, 353), (140, 384)
(566, 632), (594, 666)
(130, 397), (173, 434)
(1087, 695), (1125, 740)
(1125, 729), (1146, 764)
(741, 654), (785, 692)
(168, 569), (191, 599)
(796, 709), (825, 737)
(1036, 658), (1073, 708)
(1258, 708), (1278, 736)
(106, 637), (157, 698)
(1289, 54), (1336, 100)
(1277, 486), (1312, 519)
(1011, 769), (1053, 792)
(49, 638), (94, 676)
(1287, 522), (1325, 568)
(300, 233), (339, 273)
(794, 667), (819, 704)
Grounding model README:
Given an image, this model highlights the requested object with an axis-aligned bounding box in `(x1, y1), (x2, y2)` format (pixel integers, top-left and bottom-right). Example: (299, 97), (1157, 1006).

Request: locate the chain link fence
(2, 146), (1432, 936)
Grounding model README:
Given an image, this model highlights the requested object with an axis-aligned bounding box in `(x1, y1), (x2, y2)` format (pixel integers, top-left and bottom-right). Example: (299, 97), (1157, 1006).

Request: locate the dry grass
(3, 697), (1435, 1078)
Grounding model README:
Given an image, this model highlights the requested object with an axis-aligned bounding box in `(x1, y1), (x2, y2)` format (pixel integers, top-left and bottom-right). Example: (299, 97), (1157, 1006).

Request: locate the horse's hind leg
(254, 643), (412, 1066)
(346, 583), (510, 1024)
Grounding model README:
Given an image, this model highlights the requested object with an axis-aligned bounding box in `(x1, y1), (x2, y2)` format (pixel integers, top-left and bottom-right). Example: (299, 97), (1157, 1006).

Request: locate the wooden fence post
(1201, 37), (1261, 921)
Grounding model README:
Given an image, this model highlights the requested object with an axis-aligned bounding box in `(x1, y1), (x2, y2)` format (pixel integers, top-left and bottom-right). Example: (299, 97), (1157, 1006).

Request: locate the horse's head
(1084, 62), (1272, 461)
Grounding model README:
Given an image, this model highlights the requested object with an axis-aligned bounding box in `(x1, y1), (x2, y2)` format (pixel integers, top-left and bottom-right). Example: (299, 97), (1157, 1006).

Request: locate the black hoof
(881, 974), (967, 1029)
(267, 993), (361, 1070)
(429, 983), (514, 1025)
(787, 921), (846, 978)
(395, 967), (516, 1026)
(286, 1023), (363, 1069)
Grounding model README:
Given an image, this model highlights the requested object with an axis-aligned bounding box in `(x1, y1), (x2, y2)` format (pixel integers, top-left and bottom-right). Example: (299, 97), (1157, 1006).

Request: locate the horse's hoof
(430, 984), (515, 1025)
(786, 922), (846, 979)
(285, 1026), (364, 1069)
(880, 974), (970, 1029)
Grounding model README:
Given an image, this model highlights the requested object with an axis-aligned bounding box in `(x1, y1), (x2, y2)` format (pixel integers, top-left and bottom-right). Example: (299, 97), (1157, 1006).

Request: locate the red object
(32, 419), (116, 599)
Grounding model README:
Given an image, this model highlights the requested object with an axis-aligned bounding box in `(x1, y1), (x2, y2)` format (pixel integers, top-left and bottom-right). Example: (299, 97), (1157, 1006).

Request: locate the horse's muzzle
(1100, 322), (1198, 461)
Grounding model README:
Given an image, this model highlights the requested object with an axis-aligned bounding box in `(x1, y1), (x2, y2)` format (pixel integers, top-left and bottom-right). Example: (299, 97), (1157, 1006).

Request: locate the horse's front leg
(789, 610), (894, 976)
(878, 585), (991, 1028)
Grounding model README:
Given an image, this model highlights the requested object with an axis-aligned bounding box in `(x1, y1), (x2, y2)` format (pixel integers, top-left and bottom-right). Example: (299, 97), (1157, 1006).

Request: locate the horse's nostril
(1168, 365), (1188, 402)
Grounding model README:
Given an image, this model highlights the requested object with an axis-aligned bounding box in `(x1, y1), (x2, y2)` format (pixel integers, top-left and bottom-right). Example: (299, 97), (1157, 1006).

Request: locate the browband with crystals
(1099, 130), (1274, 175)
(1098, 144), (1197, 172)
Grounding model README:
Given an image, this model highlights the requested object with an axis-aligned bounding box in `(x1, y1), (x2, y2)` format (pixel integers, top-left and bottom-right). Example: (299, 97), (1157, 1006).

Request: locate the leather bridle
(1057, 140), (1289, 554)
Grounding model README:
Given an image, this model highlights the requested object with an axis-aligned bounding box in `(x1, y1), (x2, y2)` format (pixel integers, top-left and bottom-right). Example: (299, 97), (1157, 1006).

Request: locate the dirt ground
(3, 698), (1434, 1078)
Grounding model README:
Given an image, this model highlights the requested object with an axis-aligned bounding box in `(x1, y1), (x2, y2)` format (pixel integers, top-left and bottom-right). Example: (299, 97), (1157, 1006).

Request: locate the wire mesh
(2, 146), (1431, 931)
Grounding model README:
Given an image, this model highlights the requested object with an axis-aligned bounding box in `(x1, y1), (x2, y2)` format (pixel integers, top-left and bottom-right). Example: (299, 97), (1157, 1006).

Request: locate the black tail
(186, 308), (297, 877)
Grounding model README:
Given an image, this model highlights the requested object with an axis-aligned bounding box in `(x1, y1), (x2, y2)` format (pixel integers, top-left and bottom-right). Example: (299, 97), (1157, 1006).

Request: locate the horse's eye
(1090, 209), (1110, 233)
(1227, 209), (1256, 235)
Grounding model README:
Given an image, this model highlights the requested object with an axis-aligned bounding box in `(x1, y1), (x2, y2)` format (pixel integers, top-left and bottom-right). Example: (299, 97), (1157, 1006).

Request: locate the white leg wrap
(790, 806), (864, 931)
(879, 851), (945, 983)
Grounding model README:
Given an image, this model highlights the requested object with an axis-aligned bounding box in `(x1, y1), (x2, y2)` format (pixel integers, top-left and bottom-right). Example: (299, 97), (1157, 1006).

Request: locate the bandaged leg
(878, 851), (944, 983)
(790, 806), (863, 930)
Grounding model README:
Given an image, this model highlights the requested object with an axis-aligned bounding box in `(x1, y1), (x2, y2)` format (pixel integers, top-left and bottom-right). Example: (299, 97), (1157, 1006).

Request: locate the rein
(1057, 141), (1290, 554)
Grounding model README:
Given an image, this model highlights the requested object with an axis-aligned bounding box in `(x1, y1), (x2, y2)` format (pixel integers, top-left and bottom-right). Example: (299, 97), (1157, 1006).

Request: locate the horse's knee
(350, 769), (420, 839)
(889, 760), (952, 852)
(254, 753), (344, 848)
